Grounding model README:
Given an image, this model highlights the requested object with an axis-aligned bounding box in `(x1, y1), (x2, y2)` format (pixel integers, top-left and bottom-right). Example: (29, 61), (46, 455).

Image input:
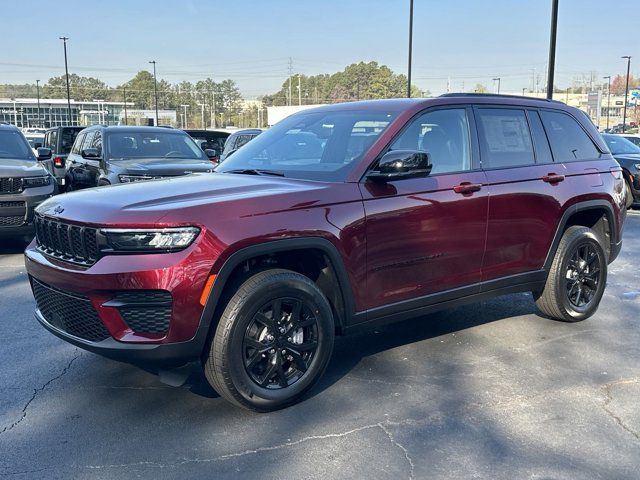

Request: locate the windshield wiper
(224, 169), (285, 177)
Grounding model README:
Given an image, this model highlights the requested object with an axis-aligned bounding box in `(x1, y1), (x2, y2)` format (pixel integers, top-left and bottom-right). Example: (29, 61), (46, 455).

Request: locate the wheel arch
(544, 199), (618, 270)
(198, 238), (357, 349)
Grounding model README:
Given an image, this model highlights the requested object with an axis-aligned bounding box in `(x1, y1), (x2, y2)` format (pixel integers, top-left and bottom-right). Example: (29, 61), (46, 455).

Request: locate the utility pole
(199, 103), (205, 128)
(603, 75), (611, 130)
(522, 87), (526, 96)
(149, 60), (159, 126)
(210, 91), (216, 128)
(407, 0), (414, 97)
(36, 80), (41, 127)
(123, 86), (128, 125)
(622, 56), (632, 133)
(546, 0), (559, 99)
(298, 75), (301, 106)
(288, 57), (293, 106)
(59, 37), (73, 124)
(180, 104), (189, 129)
(493, 77), (501, 94)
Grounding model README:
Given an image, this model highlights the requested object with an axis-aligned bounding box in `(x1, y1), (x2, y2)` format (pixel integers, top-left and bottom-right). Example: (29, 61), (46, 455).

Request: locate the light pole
(123, 86), (128, 125)
(149, 60), (159, 126)
(546, 0), (559, 99)
(603, 75), (611, 130)
(59, 36), (73, 124)
(493, 77), (501, 94)
(522, 87), (526, 96)
(407, 0), (414, 98)
(198, 103), (206, 128)
(622, 56), (631, 133)
(180, 104), (189, 129)
(36, 80), (41, 127)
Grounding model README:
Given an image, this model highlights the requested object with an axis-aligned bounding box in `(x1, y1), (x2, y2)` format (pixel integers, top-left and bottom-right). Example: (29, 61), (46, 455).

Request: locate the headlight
(634, 163), (640, 170)
(23, 176), (52, 188)
(118, 174), (156, 183)
(100, 227), (200, 253)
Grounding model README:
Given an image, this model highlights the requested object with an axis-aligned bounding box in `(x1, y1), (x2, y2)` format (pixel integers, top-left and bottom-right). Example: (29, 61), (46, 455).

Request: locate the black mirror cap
(367, 150), (432, 182)
(81, 148), (101, 159)
(36, 147), (52, 161)
(204, 148), (219, 159)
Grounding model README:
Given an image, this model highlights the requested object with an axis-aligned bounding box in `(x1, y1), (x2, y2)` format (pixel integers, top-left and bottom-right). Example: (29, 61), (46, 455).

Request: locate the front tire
(624, 180), (634, 209)
(534, 226), (607, 322)
(204, 269), (335, 411)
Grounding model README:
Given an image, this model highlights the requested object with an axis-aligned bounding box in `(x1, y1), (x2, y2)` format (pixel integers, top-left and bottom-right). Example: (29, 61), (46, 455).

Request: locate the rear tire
(534, 226), (607, 322)
(204, 269), (335, 411)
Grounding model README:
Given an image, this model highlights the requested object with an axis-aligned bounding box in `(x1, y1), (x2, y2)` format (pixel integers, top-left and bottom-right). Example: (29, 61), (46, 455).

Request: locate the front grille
(0, 215), (25, 226)
(35, 215), (100, 266)
(109, 291), (172, 334)
(0, 177), (23, 194)
(0, 201), (25, 208)
(31, 278), (111, 342)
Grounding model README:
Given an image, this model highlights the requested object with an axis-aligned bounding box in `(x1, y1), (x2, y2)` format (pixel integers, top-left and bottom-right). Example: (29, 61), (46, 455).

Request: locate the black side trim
(346, 270), (546, 334)
(195, 237), (356, 346)
(543, 199), (618, 269)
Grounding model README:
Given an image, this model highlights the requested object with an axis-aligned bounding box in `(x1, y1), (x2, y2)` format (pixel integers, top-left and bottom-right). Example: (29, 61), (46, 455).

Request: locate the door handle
(542, 173), (565, 184)
(453, 182), (482, 194)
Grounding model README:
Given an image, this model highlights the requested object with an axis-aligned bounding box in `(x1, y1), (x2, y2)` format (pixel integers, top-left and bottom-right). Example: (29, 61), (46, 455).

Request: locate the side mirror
(204, 148), (219, 159)
(367, 150), (432, 182)
(36, 147), (52, 161)
(81, 148), (101, 159)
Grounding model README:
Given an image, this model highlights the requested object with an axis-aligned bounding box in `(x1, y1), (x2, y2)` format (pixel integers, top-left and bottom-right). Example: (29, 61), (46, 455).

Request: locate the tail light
(53, 156), (65, 168)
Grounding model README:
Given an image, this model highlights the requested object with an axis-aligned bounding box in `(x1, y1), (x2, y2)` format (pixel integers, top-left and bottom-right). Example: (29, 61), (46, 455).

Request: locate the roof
(82, 125), (185, 134)
(228, 128), (263, 136)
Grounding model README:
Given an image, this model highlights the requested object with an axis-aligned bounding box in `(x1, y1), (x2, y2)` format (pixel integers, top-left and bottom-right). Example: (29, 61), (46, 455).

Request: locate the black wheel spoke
(583, 277), (598, 290)
(260, 362), (278, 387)
(290, 340), (318, 352)
(245, 337), (269, 350)
(276, 364), (288, 388)
(245, 350), (264, 369)
(254, 312), (275, 330)
(288, 350), (308, 373)
(272, 299), (282, 323)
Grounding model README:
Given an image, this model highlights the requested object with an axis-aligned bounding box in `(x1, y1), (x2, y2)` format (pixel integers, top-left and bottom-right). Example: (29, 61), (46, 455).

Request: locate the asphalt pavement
(1, 212), (639, 479)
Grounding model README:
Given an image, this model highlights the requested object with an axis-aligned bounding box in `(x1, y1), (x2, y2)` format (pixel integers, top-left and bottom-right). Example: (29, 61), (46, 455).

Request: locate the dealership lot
(0, 212), (638, 479)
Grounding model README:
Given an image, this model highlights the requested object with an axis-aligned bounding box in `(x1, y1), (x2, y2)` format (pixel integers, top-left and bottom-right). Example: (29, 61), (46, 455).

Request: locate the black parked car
(602, 133), (640, 208)
(184, 129), (230, 163)
(42, 126), (85, 189)
(219, 128), (262, 161)
(65, 126), (218, 189)
(0, 123), (55, 239)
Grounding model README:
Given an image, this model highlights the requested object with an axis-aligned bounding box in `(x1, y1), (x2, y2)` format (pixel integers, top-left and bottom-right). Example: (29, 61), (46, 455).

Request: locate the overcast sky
(2, 0), (638, 97)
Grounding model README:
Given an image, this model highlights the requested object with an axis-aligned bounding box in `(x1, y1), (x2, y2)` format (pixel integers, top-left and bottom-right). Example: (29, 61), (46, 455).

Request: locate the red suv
(25, 94), (626, 411)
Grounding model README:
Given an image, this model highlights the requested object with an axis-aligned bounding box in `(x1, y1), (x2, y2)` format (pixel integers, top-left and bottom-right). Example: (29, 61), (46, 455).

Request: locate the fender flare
(543, 199), (619, 270)
(191, 237), (357, 355)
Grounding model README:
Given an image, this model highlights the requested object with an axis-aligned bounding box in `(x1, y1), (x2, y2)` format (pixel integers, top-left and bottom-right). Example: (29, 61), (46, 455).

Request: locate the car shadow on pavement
(0, 237), (32, 255)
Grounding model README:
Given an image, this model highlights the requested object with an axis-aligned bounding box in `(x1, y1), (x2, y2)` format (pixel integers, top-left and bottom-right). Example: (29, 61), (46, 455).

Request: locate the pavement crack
(0, 350), (81, 435)
(601, 377), (640, 441)
(378, 423), (415, 480)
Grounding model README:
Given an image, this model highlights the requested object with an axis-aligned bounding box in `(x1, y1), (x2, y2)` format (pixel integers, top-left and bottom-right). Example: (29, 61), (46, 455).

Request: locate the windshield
(60, 128), (83, 154)
(216, 109), (398, 181)
(603, 134), (640, 155)
(107, 131), (207, 160)
(25, 136), (44, 148)
(0, 130), (36, 160)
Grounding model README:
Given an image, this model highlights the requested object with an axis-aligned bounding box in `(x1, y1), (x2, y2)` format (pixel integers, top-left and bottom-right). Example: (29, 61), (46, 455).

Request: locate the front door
(360, 107), (488, 311)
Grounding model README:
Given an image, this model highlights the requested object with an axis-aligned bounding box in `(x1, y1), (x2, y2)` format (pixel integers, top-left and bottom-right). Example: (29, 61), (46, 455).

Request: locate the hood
(612, 153), (640, 168)
(113, 157), (214, 176)
(0, 158), (48, 177)
(35, 172), (358, 227)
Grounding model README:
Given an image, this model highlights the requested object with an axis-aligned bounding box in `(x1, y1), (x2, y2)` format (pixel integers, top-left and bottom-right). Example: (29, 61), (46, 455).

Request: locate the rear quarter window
(540, 111), (600, 162)
(476, 108), (535, 168)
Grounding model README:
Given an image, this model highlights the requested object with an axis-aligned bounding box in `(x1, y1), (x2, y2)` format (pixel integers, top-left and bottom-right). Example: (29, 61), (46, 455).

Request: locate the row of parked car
(0, 123), (262, 239)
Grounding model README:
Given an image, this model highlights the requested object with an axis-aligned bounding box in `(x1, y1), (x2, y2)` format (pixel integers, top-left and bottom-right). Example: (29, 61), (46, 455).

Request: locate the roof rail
(439, 92), (563, 103)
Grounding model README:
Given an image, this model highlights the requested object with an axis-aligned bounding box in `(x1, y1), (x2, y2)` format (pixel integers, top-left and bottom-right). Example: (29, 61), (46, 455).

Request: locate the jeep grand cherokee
(25, 95), (626, 411)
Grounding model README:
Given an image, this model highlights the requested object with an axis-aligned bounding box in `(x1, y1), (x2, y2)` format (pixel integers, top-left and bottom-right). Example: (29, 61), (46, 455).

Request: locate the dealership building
(0, 98), (175, 128)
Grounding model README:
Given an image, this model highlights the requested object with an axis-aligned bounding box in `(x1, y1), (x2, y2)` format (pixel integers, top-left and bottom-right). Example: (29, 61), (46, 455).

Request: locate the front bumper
(0, 188), (54, 237)
(25, 237), (218, 368)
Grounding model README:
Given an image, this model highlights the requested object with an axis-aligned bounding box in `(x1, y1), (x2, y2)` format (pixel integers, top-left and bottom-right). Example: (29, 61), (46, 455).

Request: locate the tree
(610, 74), (639, 95)
(118, 71), (156, 109)
(43, 74), (109, 101)
(474, 83), (488, 93)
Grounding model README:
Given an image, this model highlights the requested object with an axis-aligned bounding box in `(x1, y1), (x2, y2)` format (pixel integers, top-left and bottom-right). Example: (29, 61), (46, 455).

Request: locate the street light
(603, 75), (611, 130)
(149, 60), (159, 126)
(522, 87), (526, 96)
(493, 77), (501, 94)
(36, 80), (41, 127)
(59, 36), (73, 124)
(622, 56), (632, 133)
(546, 0), (559, 99)
(407, 0), (414, 98)
(180, 104), (189, 129)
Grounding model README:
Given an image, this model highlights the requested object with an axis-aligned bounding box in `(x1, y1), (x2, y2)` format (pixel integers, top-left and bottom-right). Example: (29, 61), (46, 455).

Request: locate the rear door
(476, 107), (574, 282)
(361, 106), (488, 311)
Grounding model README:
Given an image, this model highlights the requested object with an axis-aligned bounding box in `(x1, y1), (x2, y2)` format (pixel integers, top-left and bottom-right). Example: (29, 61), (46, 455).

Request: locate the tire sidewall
(222, 275), (334, 409)
(556, 232), (607, 321)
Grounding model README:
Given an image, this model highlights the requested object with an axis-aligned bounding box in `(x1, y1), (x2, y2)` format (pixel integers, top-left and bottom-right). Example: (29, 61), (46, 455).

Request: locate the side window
(390, 108), (472, 174)
(91, 131), (102, 156)
(540, 111), (600, 162)
(234, 135), (252, 149)
(48, 130), (58, 152)
(528, 111), (554, 164)
(476, 108), (534, 168)
(71, 133), (85, 155)
(81, 132), (95, 155)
